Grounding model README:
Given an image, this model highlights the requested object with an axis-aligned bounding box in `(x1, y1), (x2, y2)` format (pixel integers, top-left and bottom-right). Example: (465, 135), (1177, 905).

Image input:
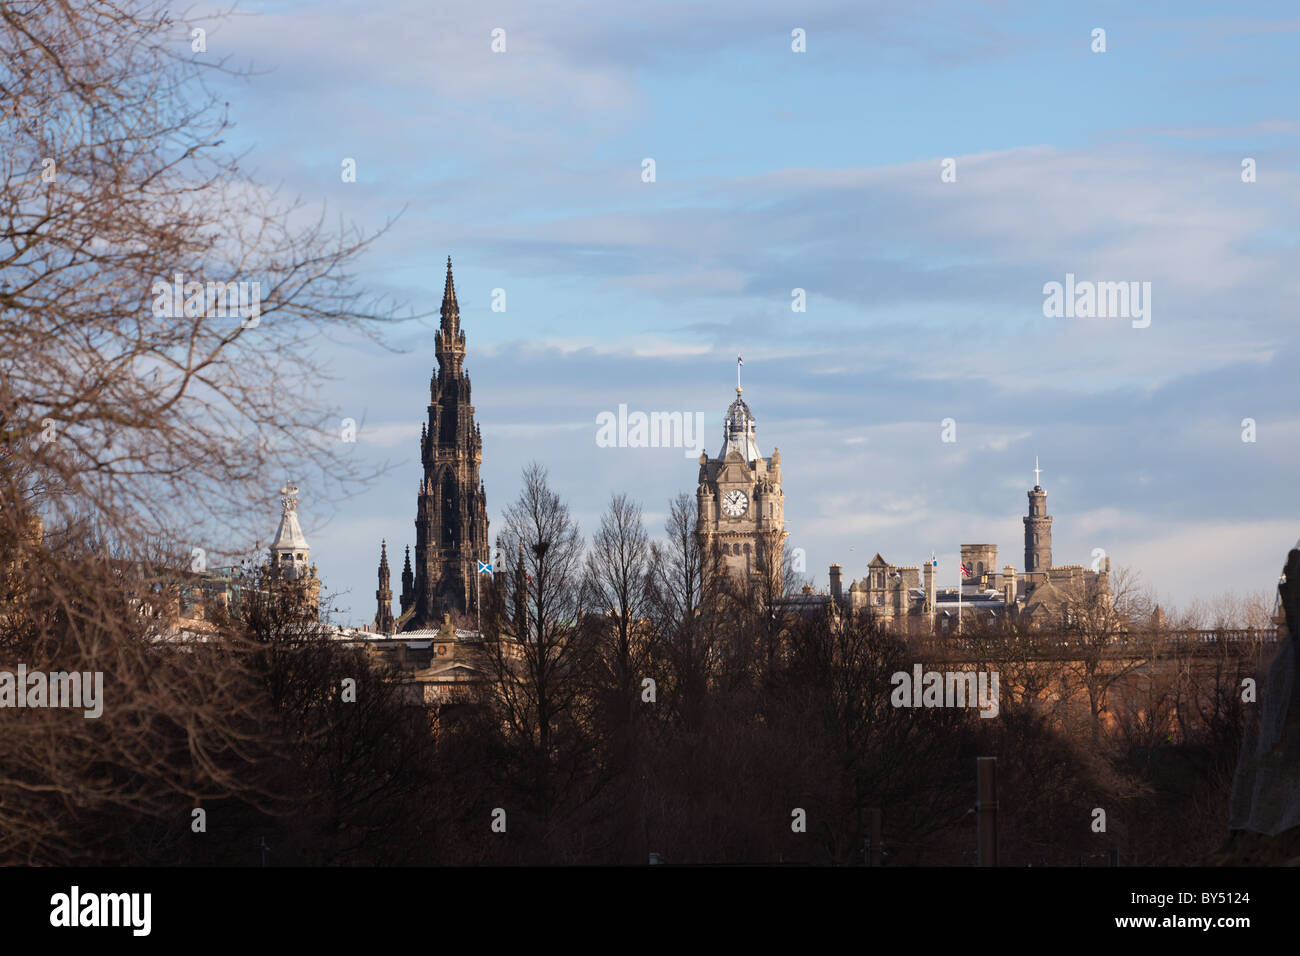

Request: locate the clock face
(721, 489), (749, 518)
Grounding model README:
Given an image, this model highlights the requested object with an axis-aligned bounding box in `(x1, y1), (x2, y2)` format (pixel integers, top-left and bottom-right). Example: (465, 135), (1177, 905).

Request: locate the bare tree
(581, 493), (656, 718)
(0, 0), (400, 562)
(1061, 566), (1155, 742)
(579, 492), (657, 862)
(649, 491), (719, 730)
(484, 463), (587, 842)
(0, 0), (406, 865)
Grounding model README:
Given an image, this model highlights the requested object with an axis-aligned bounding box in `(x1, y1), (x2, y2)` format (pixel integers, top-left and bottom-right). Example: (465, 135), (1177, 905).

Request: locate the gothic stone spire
(409, 255), (490, 630)
(436, 256), (465, 375)
(375, 539), (395, 633)
(400, 545), (414, 615)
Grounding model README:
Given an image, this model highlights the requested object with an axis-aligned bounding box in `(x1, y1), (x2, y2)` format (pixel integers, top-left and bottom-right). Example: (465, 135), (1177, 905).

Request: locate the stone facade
(1024, 484), (1053, 577)
(695, 383), (788, 591)
(267, 481), (321, 615)
(822, 470), (1109, 632)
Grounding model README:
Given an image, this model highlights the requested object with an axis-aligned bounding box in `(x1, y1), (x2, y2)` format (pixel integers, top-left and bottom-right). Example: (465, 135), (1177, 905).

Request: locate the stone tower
(268, 482), (320, 615)
(405, 257), (490, 629)
(375, 540), (395, 634)
(961, 544), (999, 584)
(1023, 461), (1053, 575)
(695, 371), (787, 591)
(269, 482), (311, 580)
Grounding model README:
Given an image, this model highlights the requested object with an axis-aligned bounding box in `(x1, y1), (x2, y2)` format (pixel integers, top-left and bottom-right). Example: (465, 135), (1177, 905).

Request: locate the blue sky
(201, 0), (1300, 623)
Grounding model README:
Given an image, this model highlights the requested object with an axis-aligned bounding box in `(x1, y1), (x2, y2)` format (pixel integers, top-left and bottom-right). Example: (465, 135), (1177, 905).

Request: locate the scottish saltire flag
(478, 561), (492, 574)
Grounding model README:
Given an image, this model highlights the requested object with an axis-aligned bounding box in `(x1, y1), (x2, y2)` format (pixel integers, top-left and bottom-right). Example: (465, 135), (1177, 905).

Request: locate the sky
(198, 0), (1300, 624)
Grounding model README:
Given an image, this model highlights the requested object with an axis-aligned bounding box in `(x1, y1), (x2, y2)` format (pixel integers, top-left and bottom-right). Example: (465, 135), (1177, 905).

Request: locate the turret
(375, 540), (395, 634)
(268, 482), (310, 580)
(1023, 457), (1053, 576)
(399, 545), (414, 615)
(923, 557), (937, 616)
(1002, 565), (1018, 605)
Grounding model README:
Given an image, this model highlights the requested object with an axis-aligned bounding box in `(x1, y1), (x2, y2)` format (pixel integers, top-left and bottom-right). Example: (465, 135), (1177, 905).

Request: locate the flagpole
(476, 564), (481, 634)
(958, 557), (963, 636)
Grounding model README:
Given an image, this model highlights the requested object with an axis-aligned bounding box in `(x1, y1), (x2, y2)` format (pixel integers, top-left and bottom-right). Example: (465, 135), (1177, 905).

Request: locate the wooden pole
(867, 808), (882, 866)
(977, 757), (997, 866)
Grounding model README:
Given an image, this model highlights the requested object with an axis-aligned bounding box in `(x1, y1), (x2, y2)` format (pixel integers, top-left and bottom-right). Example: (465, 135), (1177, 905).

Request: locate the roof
(270, 483), (310, 553)
(271, 508), (309, 553)
(935, 591), (1004, 605)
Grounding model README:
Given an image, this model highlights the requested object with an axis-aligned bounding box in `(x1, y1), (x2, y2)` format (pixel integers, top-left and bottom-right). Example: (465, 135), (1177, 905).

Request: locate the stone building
(267, 481), (322, 615)
(823, 466), (1109, 632)
(695, 373), (788, 592)
(352, 613), (501, 707)
(173, 482), (321, 629)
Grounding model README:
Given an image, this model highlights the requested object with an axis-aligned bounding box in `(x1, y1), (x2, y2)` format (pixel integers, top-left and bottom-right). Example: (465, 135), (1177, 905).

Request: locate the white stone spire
(269, 482), (310, 578)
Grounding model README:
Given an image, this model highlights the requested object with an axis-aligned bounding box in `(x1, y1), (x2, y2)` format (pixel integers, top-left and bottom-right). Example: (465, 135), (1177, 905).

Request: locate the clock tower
(695, 379), (787, 592)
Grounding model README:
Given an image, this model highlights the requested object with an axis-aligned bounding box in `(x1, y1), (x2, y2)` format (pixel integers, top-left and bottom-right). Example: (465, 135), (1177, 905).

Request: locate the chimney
(1003, 565), (1017, 605)
(830, 564), (843, 602)
(923, 560), (936, 612)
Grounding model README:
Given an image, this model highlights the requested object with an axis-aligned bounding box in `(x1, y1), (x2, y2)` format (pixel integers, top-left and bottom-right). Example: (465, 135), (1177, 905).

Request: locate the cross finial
(1033, 456), (1043, 488)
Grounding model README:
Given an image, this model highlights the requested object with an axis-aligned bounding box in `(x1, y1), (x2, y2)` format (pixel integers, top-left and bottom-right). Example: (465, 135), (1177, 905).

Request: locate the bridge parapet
(905, 628), (1280, 662)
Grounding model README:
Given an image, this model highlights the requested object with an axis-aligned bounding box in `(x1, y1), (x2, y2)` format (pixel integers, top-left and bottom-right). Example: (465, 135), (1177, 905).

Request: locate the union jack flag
(960, 564), (971, 577)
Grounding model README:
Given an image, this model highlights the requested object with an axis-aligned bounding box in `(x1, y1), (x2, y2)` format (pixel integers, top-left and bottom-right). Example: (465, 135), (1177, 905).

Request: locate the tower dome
(719, 388), (762, 462)
(269, 482), (310, 579)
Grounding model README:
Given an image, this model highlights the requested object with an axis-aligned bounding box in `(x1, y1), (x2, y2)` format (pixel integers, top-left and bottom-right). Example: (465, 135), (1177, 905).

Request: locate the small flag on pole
(960, 564), (971, 577)
(478, 561), (492, 574)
